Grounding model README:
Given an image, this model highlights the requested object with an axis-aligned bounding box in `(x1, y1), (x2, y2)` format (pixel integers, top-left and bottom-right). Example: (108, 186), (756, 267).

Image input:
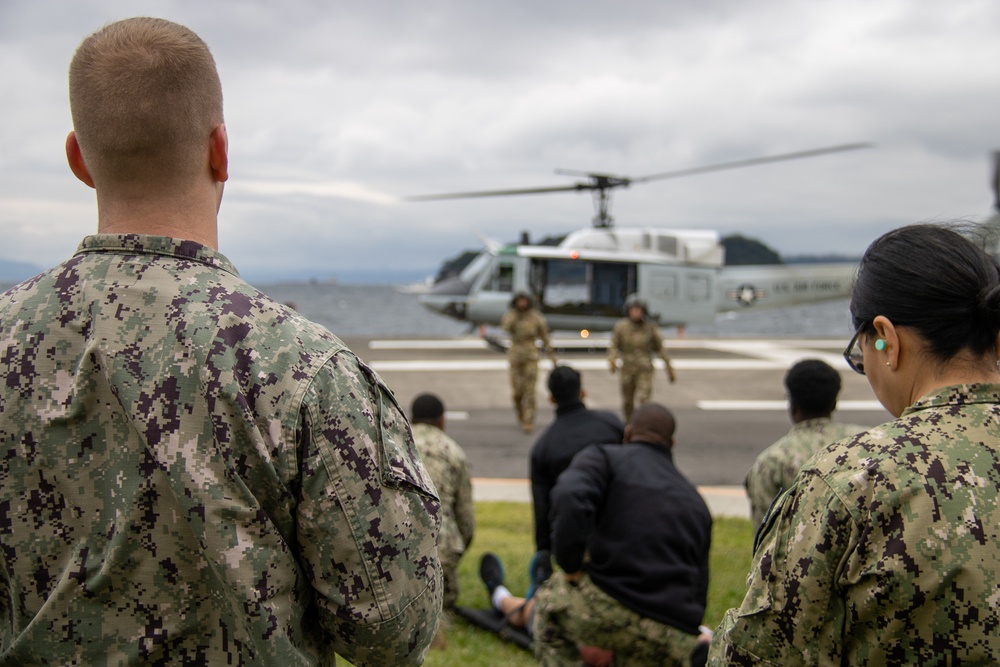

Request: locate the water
(253, 281), (855, 339)
(255, 282), (471, 338)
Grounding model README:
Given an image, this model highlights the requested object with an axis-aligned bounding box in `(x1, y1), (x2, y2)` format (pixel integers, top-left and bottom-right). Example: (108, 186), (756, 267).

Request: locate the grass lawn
(356, 501), (755, 667)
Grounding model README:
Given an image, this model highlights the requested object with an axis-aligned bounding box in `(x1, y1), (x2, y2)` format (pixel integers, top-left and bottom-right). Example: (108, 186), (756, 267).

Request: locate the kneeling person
(534, 403), (713, 666)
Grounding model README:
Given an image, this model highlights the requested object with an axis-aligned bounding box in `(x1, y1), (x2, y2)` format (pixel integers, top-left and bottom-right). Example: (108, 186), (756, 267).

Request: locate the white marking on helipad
(698, 399), (884, 411)
(366, 339), (856, 374)
(369, 339), (490, 350)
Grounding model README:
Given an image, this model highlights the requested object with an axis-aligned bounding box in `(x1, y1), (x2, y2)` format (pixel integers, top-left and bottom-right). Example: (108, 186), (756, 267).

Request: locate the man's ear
(209, 124), (229, 183)
(65, 132), (95, 188)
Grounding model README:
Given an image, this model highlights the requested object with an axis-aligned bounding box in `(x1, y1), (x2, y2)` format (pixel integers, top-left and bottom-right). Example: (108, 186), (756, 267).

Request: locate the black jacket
(529, 402), (624, 550)
(550, 440), (712, 634)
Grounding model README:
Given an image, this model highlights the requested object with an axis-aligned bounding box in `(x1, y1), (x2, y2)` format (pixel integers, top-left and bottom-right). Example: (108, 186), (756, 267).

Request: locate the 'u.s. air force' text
(772, 280), (843, 294)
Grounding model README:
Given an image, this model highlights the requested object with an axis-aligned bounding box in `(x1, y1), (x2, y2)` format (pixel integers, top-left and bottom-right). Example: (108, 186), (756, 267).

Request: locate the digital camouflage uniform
(0, 235), (442, 666)
(500, 306), (555, 428)
(411, 422), (475, 609)
(534, 574), (699, 667)
(608, 318), (675, 421)
(710, 383), (1000, 665)
(744, 417), (867, 527)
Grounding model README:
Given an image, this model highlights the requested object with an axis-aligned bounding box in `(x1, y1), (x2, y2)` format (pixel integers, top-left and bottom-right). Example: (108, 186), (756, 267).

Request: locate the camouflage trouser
(509, 357), (539, 425)
(534, 573), (699, 667)
(619, 365), (653, 422)
(441, 552), (461, 610)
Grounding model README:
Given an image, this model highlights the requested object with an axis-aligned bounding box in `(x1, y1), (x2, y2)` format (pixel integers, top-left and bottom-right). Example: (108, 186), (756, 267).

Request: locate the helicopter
(409, 143), (871, 334)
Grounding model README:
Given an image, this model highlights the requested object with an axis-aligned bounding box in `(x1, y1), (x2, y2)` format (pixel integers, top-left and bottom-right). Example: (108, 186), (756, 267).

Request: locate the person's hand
(608, 360), (617, 374)
(578, 644), (614, 667)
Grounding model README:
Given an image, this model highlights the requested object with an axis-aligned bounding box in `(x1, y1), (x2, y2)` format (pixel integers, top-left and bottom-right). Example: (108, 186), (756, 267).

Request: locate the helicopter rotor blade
(554, 168), (629, 181)
(406, 184), (587, 201)
(630, 142), (872, 184)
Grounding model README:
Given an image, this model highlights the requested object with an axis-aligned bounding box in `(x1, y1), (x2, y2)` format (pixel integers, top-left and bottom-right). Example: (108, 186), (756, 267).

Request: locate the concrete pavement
(344, 334), (890, 520)
(472, 477), (751, 518)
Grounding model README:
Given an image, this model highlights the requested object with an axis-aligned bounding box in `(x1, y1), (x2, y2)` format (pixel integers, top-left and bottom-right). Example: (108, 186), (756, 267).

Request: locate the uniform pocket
(359, 360), (439, 500)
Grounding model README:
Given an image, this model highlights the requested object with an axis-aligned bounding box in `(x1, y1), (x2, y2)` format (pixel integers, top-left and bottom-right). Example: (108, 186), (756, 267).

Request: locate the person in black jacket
(533, 403), (713, 666)
(530, 365), (624, 553)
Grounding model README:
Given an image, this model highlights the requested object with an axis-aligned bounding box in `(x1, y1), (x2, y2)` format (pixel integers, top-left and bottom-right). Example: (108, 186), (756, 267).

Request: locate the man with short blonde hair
(68, 18), (223, 191)
(0, 17), (442, 666)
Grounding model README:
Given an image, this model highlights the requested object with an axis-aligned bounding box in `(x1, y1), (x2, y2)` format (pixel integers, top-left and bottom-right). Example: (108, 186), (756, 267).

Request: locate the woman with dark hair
(709, 224), (1000, 665)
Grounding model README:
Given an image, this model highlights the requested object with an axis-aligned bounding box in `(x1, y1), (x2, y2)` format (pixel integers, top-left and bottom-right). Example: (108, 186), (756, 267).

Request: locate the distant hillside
(0, 258), (44, 283)
(783, 253), (862, 264)
(426, 234), (859, 284)
(720, 234), (782, 265)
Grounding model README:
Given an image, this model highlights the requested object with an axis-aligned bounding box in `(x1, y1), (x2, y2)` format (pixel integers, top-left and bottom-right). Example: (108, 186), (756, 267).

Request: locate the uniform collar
(901, 383), (1000, 417)
(790, 416), (833, 431)
(74, 234), (240, 277)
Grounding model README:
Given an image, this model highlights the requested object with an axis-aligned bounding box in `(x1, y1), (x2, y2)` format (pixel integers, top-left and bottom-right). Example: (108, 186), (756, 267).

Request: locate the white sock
(491, 585), (512, 611)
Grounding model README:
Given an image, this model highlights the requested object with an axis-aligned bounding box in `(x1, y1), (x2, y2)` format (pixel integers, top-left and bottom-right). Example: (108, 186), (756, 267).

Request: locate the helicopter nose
(427, 275), (472, 297)
(418, 276), (472, 320)
(418, 293), (469, 320)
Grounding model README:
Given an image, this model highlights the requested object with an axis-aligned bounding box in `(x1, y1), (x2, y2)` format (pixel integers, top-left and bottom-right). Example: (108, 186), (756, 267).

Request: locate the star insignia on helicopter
(728, 284), (767, 306)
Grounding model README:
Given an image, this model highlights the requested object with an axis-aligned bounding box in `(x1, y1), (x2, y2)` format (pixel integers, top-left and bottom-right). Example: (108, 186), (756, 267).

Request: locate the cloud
(2, 0), (999, 281)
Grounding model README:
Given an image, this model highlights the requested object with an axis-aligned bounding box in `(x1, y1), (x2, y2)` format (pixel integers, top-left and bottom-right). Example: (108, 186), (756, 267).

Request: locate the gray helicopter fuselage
(418, 227), (856, 332)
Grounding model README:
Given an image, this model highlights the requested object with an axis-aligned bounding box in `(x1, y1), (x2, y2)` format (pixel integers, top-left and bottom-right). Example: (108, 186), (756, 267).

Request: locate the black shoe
(690, 639), (710, 667)
(526, 549), (552, 599)
(479, 552), (505, 596)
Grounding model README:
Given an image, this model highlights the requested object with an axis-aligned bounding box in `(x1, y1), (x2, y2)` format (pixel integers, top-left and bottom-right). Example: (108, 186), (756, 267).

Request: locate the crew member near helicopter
(608, 297), (676, 421)
(501, 292), (557, 433)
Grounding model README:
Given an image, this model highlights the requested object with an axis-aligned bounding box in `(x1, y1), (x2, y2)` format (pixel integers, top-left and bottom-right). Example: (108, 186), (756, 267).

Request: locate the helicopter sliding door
(532, 259), (637, 318)
(639, 264), (717, 326)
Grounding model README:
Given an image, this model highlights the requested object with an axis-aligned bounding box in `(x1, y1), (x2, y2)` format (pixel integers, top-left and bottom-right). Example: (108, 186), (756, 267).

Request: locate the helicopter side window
(536, 259), (635, 317)
(485, 263), (514, 293)
(592, 262), (634, 310)
(539, 260), (588, 308)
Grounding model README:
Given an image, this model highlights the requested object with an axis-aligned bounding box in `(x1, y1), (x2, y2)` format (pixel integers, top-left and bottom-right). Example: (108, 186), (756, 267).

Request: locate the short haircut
(69, 17), (224, 191)
(628, 403), (676, 441)
(411, 393), (445, 424)
(547, 365), (581, 407)
(785, 359), (841, 418)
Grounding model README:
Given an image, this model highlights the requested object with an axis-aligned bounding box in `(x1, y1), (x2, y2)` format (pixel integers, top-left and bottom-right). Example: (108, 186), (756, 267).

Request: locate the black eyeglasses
(843, 326), (866, 375)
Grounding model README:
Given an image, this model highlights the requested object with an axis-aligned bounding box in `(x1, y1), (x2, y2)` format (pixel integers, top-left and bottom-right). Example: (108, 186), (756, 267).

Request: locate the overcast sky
(2, 0), (999, 283)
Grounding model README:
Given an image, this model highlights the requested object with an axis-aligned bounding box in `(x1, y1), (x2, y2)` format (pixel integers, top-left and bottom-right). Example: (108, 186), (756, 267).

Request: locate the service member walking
(608, 297), (676, 421)
(501, 292), (557, 432)
(0, 18), (442, 666)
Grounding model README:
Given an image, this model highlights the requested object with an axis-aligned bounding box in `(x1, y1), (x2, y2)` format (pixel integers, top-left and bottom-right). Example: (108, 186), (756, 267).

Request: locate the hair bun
(975, 283), (1000, 321)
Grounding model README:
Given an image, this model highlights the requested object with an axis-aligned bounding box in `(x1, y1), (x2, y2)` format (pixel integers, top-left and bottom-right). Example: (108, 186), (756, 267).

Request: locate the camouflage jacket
(0, 235), (442, 666)
(710, 383), (1000, 665)
(411, 423), (474, 560)
(608, 318), (673, 372)
(744, 418), (867, 527)
(500, 308), (553, 363)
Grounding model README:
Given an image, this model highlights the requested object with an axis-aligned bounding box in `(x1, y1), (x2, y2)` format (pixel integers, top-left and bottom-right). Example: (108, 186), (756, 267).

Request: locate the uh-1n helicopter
(409, 143), (871, 335)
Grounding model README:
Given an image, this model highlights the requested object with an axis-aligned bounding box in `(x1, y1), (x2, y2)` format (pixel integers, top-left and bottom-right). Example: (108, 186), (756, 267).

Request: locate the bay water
(253, 281), (854, 339)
